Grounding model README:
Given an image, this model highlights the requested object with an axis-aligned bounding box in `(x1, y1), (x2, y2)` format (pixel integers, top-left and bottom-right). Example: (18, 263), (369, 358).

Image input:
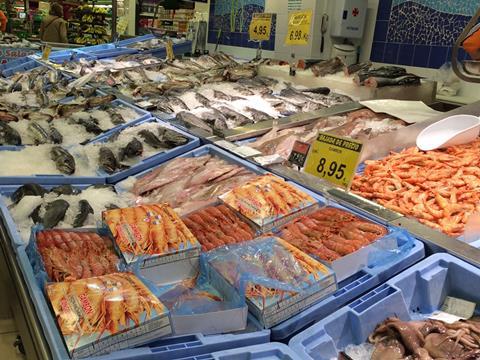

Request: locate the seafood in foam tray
(5, 184), (129, 245)
(247, 109), (406, 161)
(46, 272), (170, 358)
(183, 204), (256, 251)
(341, 317), (480, 360)
(206, 236), (336, 327)
(126, 154), (258, 215)
(220, 174), (317, 230)
(33, 229), (120, 282)
(103, 204), (199, 263)
(351, 139), (480, 237)
(279, 207), (388, 262)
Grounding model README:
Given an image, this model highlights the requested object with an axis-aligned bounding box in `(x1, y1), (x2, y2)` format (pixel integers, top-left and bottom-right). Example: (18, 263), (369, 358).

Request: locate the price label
(285, 10), (312, 46)
(117, 16), (129, 34)
(304, 132), (363, 189)
(249, 13), (272, 41)
(288, 140), (310, 167)
(42, 45), (52, 60)
(165, 39), (174, 61)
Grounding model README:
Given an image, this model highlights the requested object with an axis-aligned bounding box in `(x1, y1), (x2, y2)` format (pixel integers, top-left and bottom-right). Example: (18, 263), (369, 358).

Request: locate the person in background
(0, 10), (7, 33)
(463, 23), (480, 60)
(39, 2), (67, 43)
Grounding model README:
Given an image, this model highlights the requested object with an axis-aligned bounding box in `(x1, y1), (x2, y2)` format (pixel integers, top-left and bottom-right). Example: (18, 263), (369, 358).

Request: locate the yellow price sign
(117, 16), (128, 34)
(42, 45), (52, 60)
(165, 39), (174, 61)
(304, 132), (363, 189)
(249, 13), (272, 41)
(285, 9), (312, 46)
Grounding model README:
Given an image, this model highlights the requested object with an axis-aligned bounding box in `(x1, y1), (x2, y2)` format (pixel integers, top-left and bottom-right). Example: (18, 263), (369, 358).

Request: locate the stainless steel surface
(452, 8), (480, 83)
(222, 102), (364, 141)
(0, 218), (50, 360)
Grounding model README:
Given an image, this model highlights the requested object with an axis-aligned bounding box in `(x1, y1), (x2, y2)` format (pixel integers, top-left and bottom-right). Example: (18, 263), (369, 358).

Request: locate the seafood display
(206, 236), (335, 327)
(183, 204), (256, 251)
(247, 109), (407, 160)
(127, 154), (258, 215)
(0, 121), (190, 177)
(103, 203), (199, 263)
(341, 317), (480, 360)
(46, 272), (170, 357)
(220, 174), (316, 229)
(0, 33), (40, 48)
(34, 229), (119, 282)
(6, 184), (129, 245)
(279, 207), (388, 262)
(353, 65), (422, 88)
(351, 139), (480, 237)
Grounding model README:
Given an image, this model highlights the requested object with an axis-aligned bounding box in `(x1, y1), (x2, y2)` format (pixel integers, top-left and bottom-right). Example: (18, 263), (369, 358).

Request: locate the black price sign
(288, 140), (311, 167)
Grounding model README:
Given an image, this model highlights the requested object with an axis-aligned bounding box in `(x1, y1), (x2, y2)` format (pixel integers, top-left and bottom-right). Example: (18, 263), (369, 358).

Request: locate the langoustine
(351, 140), (480, 237)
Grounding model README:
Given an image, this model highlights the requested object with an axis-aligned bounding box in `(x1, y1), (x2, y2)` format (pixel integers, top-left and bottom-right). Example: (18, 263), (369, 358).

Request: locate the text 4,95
(316, 158), (346, 180)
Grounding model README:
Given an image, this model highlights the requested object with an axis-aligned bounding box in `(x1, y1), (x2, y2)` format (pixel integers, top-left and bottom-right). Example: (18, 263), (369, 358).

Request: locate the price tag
(288, 140), (310, 168)
(249, 13), (272, 41)
(165, 39), (174, 61)
(304, 132), (363, 189)
(42, 45), (52, 60)
(117, 16), (129, 34)
(285, 10), (312, 46)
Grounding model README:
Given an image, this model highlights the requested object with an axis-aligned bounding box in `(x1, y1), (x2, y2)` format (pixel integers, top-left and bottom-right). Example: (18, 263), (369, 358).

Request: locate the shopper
(39, 3), (68, 43)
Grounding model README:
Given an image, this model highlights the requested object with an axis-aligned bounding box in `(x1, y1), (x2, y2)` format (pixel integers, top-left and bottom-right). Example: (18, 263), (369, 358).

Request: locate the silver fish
(28, 122), (50, 145)
(50, 146), (76, 175)
(176, 111), (214, 134)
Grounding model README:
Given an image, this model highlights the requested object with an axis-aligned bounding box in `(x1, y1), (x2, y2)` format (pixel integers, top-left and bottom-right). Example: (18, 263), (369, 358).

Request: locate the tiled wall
(371, 0), (480, 68)
(208, 0), (276, 50)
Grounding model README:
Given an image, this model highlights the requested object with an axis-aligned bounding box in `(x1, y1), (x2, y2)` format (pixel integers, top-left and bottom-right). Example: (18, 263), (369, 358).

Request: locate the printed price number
(288, 140), (310, 167)
(285, 10), (312, 45)
(249, 13), (272, 41)
(304, 132), (363, 189)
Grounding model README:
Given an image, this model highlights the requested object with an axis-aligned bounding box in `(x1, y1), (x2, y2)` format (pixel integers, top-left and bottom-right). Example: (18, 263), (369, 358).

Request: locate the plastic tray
(76, 47), (139, 59)
(46, 49), (97, 64)
(14, 244), (270, 360)
(288, 253), (478, 360)
(90, 117), (200, 183)
(1, 59), (42, 77)
(268, 183), (425, 342)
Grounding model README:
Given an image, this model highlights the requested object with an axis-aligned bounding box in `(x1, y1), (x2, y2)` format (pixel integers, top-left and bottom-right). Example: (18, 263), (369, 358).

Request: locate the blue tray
(117, 34), (157, 47)
(90, 117), (200, 184)
(288, 253), (479, 360)
(268, 183), (425, 342)
(15, 244), (270, 360)
(78, 47), (139, 59)
(46, 49), (97, 64)
(1, 59), (42, 77)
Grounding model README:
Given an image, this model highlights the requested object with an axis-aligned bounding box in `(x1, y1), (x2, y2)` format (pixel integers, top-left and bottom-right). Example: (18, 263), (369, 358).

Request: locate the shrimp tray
(205, 236), (337, 328)
(46, 272), (172, 359)
(102, 203), (201, 273)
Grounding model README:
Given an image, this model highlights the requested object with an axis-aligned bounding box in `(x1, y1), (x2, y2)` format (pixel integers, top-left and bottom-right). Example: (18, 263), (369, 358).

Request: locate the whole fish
(98, 147), (129, 174)
(354, 66), (407, 85)
(108, 110), (126, 125)
(138, 129), (166, 149)
(0, 110), (18, 122)
(50, 184), (78, 195)
(151, 97), (174, 114)
(197, 109), (228, 131)
(73, 199), (94, 228)
(50, 146), (76, 175)
(0, 122), (21, 145)
(118, 138), (143, 160)
(11, 183), (47, 204)
(43, 199), (70, 228)
(194, 93), (211, 107)
(167, 96), (189, 110)
(57, 103), (85, 117)
(215, 106), (253, 127)
(344, 61), (372, 76)
(159, 128), (189, 147)
(86, 94), (116, 109)
(279, 87), (312, 105)
(28, 122), (49, 145)
(364, 75), (421, 88)
(37, 87), (50, 107)
(301, 87), (331, 95)
(225, 65), (257, 81)
(244, 107), (272, 122)
(233, 86), (255, 96)
(77, 117), (103, 135)
(310, 57), (345, 77)
(176, 111), (214, 134)
(213, 90), (231, 101)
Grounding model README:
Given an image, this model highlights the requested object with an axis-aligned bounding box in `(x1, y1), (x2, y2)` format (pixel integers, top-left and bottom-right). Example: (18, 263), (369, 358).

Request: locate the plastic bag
(366, 227), (415, 268)
(436, 62), (461, 96)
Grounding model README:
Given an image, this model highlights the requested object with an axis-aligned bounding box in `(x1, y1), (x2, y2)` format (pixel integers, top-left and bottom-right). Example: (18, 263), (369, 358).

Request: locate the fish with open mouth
(28, 122), (50, 145)
(50, 146), (76, 175)
(0, 122), (21, 145)
(98, 146), (129, 174)
(118, 138), (143, 160)
(176, 111), (214, 134)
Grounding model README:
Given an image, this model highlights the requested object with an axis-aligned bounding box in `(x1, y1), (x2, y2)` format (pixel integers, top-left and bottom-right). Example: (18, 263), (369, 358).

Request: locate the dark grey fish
(57, 104), (86, 117)
(197, 108), (228, 131)
(279, 87), (312, 105)
(233, 86), (255, 96)
(49, 126), (63, 144)
(30, 204), (42, 223)
(118, 138), (143, 160)
(364, 75), (421, 88)
(0, 122), (21, 145)
(109, 111), (126, 125)
(11, 183), (47, 204)
(50, 146), (76, 175)
(213, 90), (231, 101)
(344, 61), (372, 76)
(310, 57), (345, 77)
(86, 94), (116, 109)
(78, 117), (103, 135)
(43, 199), (70, 228)
(73, 199), (94, 228)
(300, 87), (331, 95)
(167, 96), (188, 111)
(158, 128), (189, 147)
(87, 184), (117, 193)
(244, 107), (272, 122)
(99, 147), (129, 174)
(176, 111), (214, 134)
(50, 184), (78, 196)
(194, 93), (211, 107)
(354, 66), (407, 85)
(138, 130), (166, 149)
(215, 106), (253, 127)
(254, 76), (278, 87)
(28, 122), (49, 145)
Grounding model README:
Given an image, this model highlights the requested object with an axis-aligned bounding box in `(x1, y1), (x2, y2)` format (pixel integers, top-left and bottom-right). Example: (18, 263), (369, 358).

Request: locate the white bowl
(416, 114), (480, 151)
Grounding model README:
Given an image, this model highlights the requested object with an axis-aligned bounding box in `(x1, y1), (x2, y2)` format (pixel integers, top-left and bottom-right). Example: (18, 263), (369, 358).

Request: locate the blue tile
(397, 44), (415, 66)
(383, 43), (399, 64)
(429, 46), (448, 68)
(413, 45), (431, 68)
(377, 0), (393, 21)
(373, 21), (389, 42)
(370, 41), (386, 62)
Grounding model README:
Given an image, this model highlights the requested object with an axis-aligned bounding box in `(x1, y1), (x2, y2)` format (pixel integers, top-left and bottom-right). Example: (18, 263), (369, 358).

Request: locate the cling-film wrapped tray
(219, 174), (317, 232)
(205, 236), (337, 328)
(103, 203), (200, 268)
(46, 272), (172, 358)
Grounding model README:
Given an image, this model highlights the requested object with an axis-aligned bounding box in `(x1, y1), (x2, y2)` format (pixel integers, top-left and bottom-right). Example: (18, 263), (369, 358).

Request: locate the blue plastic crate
(89, 117), (200, 184)
(1, 59), (42, 77)
(148, 41), (192, 58)
(14, 243), (270, 360)
(116, 34), (157, 47)
(288, 253), (480, 360)
(267, 183), (425, 342)
(47, 50), (97, 64)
